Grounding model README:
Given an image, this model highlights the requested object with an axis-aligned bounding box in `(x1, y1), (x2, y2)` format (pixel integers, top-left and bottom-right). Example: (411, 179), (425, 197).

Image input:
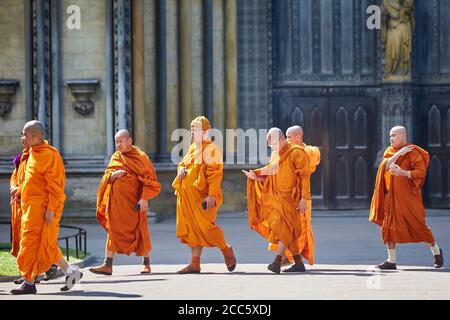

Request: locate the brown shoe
(434, 248), (444, 269)
(89, 264), (112, 275)
(267, 263), (281, 274)
(177, 265), (201, 274)
(140, 265), (151, 274)
(376, 261), (397, 270)
(223, 246), (237, 272)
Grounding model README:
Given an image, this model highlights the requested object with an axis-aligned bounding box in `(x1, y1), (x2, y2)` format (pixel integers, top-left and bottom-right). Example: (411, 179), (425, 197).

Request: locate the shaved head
(389, 125), (408, 149)
(115, 129), (132, 139)
(267, 127), (286, 152)
(24, 120), (45, 139)
(286, 125), (304, 145)
(286, 125), (303, 136)
(115, 129), (133, 153)
(21, 120), (45, 147)
(390, 126), (407, 135)
(267, 127), (285, 141)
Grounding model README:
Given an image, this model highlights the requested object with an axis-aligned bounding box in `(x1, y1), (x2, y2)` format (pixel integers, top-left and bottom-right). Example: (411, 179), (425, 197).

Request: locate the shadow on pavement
(38, 278), (168, 285)
(400, 268), (450, 272)
(39, 290), (142, 298)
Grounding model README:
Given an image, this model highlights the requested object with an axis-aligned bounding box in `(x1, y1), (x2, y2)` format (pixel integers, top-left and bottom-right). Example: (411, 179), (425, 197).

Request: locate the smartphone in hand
(134, 204), (141, 212)
(202, 201), (207, 210)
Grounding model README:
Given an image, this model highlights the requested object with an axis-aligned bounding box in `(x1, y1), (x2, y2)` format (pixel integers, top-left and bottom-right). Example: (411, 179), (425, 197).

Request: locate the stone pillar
(179, 0), (192, 129)
(156, 0), (171, 161)
(114, 0), (133, 131)
(33, 0), (52, 139)
(132, 0), (146, 149)
(224, 0), (238, 159)
(50, 0), (61, 149)
(105, 0), (114, 158)
(381, 85), (413, 148)
(24, 0), (34, 122)
(203, 0), (214, 124)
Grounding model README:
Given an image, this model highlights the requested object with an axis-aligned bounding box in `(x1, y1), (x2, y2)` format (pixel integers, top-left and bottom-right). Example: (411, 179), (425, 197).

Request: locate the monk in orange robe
(370, 126), (444, 269)
(11, 121), (82, 295)
(172, 116), (236, 274)
(279, 125), (321, 267)
(90, 129), (161, 276)
(10, 148), (60, 285)
(244, 128), (312, 273)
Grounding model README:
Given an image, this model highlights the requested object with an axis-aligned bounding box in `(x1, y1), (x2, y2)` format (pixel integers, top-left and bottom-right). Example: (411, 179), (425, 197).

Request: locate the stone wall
(61, 0), (106, 156)
(0, 0), (26, 155)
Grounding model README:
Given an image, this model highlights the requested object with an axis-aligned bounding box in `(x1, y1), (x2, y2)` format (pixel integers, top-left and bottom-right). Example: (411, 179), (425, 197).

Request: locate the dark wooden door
(277, 96), (329, 208)
(275, 95), (376, 209)
(329, 97), (376, 209)
(421, 97), (450, 208)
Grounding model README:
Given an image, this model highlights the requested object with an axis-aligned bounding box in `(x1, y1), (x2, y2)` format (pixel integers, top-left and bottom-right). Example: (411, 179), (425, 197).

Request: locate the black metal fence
(0, 222), (87, 262)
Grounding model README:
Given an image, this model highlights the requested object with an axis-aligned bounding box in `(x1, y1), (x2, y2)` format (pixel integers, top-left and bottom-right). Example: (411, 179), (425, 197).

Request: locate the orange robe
(10, 149), (29, 257)
(16, 141), (66, 282)
(172, 140), (228, 249)
(247, 143), (312, 258)
(370, 145), (435, 244)
(96, 146), (161, 256)
(268, 143), (320, 265)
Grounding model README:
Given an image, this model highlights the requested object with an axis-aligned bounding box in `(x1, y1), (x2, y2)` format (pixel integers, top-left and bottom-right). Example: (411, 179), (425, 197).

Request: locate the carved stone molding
(381, 84), (414, 147)
(0, 80), (19, 118)
(65, 79), (100, 115)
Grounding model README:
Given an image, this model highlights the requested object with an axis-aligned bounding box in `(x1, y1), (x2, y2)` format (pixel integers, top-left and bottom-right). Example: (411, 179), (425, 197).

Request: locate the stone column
(179, 0), (193, 129)
(33, 0), (52, 139)
(224, 0), (238, 159)
(50, 0), (61, 149)
(132, 0), (146, 149)
(105, 0), (114, 158)
(114, 0), (133, 131)
(156, 0), (171, 161)
(203, 0), (214, 124)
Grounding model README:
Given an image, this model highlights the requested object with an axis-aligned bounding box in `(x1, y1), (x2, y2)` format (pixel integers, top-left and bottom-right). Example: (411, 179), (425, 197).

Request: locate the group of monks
(8, 117), (444, 295)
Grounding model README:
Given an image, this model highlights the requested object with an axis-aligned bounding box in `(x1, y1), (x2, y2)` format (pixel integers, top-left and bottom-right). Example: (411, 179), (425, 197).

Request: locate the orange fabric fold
(16, 141), (65, 281)
(247, 143), (313, 262)
(96, 146), (161, 256)
(10, 148), (30, 257)
(370, 144), (435, 244)
(172, 141), (228, 249)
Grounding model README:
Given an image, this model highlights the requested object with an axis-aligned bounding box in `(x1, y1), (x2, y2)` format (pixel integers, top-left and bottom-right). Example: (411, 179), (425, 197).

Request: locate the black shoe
(44, 264), (58, 281)
(376, 261), (397, 270)
(434, 248), (444, 269)
(10, 282), (37, 295)
(267, 263), (281, 274)
(13, 276), (40, 285)
(283, 262), (306, 273)
(60, 269), (83, 292)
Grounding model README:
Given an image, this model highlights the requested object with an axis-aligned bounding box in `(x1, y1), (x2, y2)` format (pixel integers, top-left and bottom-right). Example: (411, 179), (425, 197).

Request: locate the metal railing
(1, 222), (87, 262)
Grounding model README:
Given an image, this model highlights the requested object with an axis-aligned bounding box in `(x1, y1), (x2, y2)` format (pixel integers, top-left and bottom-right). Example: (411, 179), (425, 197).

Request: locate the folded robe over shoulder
(267, 143), (320, 265)
(16, 141), (66, 281)
(247, 142), (312, 259)
(96, 146), (161, 256)
(370, 145), (435, 244)
(172, 140), (228, 249)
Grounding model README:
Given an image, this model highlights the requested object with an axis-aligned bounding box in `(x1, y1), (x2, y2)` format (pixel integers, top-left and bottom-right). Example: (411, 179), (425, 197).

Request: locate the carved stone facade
(0, 0), (449, 218)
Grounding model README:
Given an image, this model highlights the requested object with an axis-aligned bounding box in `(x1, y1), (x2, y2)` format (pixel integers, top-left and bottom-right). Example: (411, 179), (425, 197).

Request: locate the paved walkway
(1, 210), (449, 299)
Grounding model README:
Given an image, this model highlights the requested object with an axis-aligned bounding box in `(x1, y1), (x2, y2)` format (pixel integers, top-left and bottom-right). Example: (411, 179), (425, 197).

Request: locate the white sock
(387, 248), (396, 263)
(25, 279), (35, 285)
(430, 243), (440, 256)
(65, 265), (75, 275)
